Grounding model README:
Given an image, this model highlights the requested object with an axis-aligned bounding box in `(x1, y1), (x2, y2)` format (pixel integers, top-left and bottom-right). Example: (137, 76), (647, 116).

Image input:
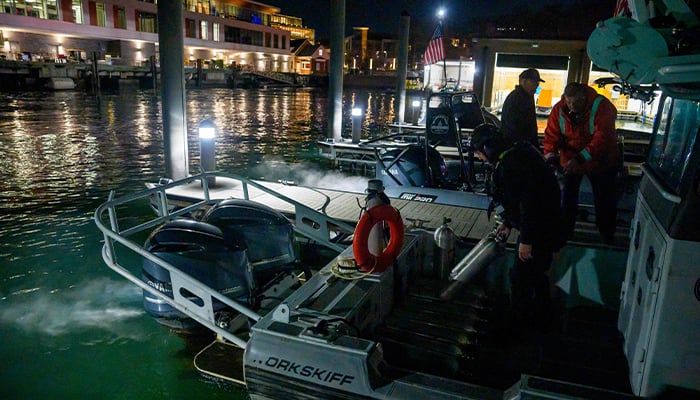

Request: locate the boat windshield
(647, 96), (700, 195)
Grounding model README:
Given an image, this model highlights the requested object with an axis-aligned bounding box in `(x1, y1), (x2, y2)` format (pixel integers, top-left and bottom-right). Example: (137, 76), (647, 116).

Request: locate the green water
(0, 87), (407, 399)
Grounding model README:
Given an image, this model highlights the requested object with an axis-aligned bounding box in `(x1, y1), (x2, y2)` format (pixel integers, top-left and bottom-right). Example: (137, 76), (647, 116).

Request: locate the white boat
(45, 77), (76, 90)
(94, 1), (700, 398)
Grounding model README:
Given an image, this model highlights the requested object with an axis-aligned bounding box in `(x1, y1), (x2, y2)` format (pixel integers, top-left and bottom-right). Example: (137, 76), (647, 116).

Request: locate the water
(0, 87), (405, 399)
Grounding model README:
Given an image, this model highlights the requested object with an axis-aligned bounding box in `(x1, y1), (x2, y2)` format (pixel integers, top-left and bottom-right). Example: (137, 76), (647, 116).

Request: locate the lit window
(213, 23), (220, 41)
(200, 20), (208, 40)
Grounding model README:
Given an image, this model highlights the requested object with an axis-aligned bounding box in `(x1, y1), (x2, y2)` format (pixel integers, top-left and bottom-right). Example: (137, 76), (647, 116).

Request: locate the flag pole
(440, 21), (446, 90)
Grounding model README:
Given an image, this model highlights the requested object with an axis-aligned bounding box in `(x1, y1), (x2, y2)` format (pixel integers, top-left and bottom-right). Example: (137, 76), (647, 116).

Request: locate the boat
(94, 1), (700, 398)
(45, 77), (76, 90)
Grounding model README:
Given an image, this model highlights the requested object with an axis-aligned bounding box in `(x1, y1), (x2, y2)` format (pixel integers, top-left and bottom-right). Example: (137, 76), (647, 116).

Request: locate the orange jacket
(543, 86), (619, 174)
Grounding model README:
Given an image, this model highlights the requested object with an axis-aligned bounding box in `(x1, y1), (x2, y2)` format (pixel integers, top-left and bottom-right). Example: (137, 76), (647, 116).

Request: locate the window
(273, 34), (278, 48)
(96, 3), (106, 27)
(114, 6), (126, 29)
(137, 11), (157, 33)
(647, 96), (700, 194)
(72, 0), (83, 23)
(185, 18), (195, 38)
(200, 20), (208, 39)
(212, 22), (220, 41)
(211, 22), (221, 42)
(46, 0), (59, 19)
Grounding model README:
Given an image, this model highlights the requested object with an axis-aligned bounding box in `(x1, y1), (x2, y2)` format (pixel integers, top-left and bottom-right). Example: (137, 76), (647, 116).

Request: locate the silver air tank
(434, 217), (456, 280)
(440, 229), (505, 300)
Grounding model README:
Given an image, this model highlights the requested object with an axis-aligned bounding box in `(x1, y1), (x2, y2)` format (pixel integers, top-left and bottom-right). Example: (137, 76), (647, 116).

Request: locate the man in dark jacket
(471, 123), (562, 330)
(500, 68), (544, 148)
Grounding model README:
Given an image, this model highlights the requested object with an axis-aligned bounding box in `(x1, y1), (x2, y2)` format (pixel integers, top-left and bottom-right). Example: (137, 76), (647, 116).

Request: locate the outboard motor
(377, 145), (446, 188)
(142, 219), (250, 331)
(203, 199), (299, 294)
(142, 199), (300, 331)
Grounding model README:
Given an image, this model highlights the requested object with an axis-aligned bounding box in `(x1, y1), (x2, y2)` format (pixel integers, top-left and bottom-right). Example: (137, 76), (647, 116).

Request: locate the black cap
(519, 68), (545, 83)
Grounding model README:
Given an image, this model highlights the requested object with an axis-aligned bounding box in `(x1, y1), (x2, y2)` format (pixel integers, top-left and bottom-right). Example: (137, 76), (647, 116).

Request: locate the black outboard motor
(377, 145), (447, 188)
(203, 199), (299, 298)
(142, 219), (250, 331)
(142, 199), (299, 331)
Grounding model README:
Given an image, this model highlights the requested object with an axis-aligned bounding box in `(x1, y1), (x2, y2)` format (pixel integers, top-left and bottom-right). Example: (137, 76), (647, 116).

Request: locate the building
(270, 13), (314, 43)
(0, 0), (294, 72)
(344, 27), (398, 74)
(290, 38), (328, 75)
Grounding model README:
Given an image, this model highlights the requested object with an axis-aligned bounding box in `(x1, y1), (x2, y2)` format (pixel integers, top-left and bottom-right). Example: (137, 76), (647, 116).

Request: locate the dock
(317, 123), (652, 178)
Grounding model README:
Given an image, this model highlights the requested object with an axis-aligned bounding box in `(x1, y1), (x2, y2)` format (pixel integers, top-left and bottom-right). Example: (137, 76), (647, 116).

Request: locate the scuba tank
(434, 217), (456, 280)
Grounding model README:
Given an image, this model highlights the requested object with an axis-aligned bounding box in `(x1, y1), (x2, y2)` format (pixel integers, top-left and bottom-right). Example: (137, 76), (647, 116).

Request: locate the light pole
(198, 119), (216, 187)
(412, 100), (421, 125)
(351, 107), (362, 144)
(437, 8), (447, 88)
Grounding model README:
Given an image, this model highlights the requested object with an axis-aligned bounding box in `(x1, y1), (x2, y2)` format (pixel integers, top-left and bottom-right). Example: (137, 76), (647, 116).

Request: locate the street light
(412, 100), (421, 126)
(198, 119), (216, 187)
(351, 107), (362, 144)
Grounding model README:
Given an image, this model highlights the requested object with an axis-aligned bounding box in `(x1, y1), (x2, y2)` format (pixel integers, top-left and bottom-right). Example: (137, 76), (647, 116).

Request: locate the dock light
(412, 100), (421, 125)
(351, 107), (362, 144)
(198, 119), (216, 187)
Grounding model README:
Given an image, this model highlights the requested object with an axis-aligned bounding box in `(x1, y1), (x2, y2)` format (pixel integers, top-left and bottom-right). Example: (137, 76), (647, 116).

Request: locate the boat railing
(94, 171), (357, 349)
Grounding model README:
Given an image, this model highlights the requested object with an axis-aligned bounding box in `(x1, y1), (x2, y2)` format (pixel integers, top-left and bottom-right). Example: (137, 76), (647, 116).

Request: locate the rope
(323, 256), (376, 280)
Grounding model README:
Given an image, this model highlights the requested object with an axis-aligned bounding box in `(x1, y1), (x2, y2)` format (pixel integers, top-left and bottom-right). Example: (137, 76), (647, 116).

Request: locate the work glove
(544, 153), (560, 171)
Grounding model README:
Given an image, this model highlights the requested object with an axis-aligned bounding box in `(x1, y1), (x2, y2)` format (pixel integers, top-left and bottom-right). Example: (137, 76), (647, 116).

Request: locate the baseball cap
(519, 68), (545, 83)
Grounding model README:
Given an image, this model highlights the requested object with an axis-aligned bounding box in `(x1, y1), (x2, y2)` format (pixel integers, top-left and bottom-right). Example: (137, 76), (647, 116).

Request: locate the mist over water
(2, 278), (143, 338)
(0, 87), (399, 399)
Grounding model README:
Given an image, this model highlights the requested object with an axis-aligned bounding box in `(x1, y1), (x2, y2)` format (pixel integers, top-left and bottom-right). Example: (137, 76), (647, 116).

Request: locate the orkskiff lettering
(264, 356), (355, 386)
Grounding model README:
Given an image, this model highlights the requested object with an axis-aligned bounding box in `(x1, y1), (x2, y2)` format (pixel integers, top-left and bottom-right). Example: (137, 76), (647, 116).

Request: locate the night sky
(264, 0), (597, 39)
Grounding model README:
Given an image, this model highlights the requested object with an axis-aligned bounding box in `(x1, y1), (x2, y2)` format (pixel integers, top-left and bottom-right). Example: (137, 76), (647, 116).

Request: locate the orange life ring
(352, 204), (405, 272)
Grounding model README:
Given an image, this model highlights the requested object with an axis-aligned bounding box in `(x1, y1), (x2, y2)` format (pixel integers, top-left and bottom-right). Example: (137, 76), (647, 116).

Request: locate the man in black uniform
(471, 123), (563, 331)
(500, 68), (544, 148)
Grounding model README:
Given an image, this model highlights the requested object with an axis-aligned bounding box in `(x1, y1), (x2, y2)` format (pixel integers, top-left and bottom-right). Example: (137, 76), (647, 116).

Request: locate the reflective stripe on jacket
(543, 86), (619, 174)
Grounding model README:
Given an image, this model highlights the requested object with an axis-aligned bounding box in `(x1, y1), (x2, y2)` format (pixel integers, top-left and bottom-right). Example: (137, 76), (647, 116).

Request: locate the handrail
(94, 171), (357, 348)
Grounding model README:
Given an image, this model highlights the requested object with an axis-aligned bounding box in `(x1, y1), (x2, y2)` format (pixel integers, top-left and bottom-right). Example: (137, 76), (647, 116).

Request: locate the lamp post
(198, 119), (216, 187)
(412, 99), (421, 125)
(351, 107), (362, 144)
(437, 8), (447, 88)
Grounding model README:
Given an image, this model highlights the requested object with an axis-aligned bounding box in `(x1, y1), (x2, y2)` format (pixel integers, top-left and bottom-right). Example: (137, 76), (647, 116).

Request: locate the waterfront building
(0, 0), (294, 72)
(344, 26), (399, 75)
(270, 13), (314, 43)
(290, 38), (328, 76)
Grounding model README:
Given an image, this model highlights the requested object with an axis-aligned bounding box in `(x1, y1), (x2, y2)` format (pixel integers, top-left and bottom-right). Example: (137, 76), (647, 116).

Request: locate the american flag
(614, 0), (630, 17)
(424, 24), (445, 65)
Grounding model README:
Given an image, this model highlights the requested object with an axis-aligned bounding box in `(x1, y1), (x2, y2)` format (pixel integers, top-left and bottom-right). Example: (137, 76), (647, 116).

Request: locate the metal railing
(94, 171), (356, 348)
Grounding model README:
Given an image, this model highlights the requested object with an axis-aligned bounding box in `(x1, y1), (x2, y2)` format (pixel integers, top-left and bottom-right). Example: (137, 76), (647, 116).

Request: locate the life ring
(352, 204), (404, 272)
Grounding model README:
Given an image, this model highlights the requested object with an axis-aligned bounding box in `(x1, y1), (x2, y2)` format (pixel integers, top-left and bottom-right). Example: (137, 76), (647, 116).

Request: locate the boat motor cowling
(141, 218), (250, 330)
(377, 145), (447, 188)
(203, 199), (297, 276)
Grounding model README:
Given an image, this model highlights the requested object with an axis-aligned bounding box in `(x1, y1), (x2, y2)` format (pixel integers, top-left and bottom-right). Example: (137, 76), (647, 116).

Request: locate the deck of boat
(160, 177), (629, 248)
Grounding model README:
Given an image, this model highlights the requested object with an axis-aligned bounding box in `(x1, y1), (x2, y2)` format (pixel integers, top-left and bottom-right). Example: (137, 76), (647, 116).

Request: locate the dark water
(0, 87), (405, 399)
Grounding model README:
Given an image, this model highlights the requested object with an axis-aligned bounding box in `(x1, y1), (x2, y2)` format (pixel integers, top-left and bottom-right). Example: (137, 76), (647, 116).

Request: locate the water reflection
(0, 87), (414, 220)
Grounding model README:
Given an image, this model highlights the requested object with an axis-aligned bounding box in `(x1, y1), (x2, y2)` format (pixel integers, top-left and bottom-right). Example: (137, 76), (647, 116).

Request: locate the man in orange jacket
(543, 82), (619, 244)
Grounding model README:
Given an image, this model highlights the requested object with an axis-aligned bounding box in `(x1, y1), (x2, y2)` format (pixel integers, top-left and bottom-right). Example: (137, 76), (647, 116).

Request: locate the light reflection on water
(0, 86), (404, 399)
